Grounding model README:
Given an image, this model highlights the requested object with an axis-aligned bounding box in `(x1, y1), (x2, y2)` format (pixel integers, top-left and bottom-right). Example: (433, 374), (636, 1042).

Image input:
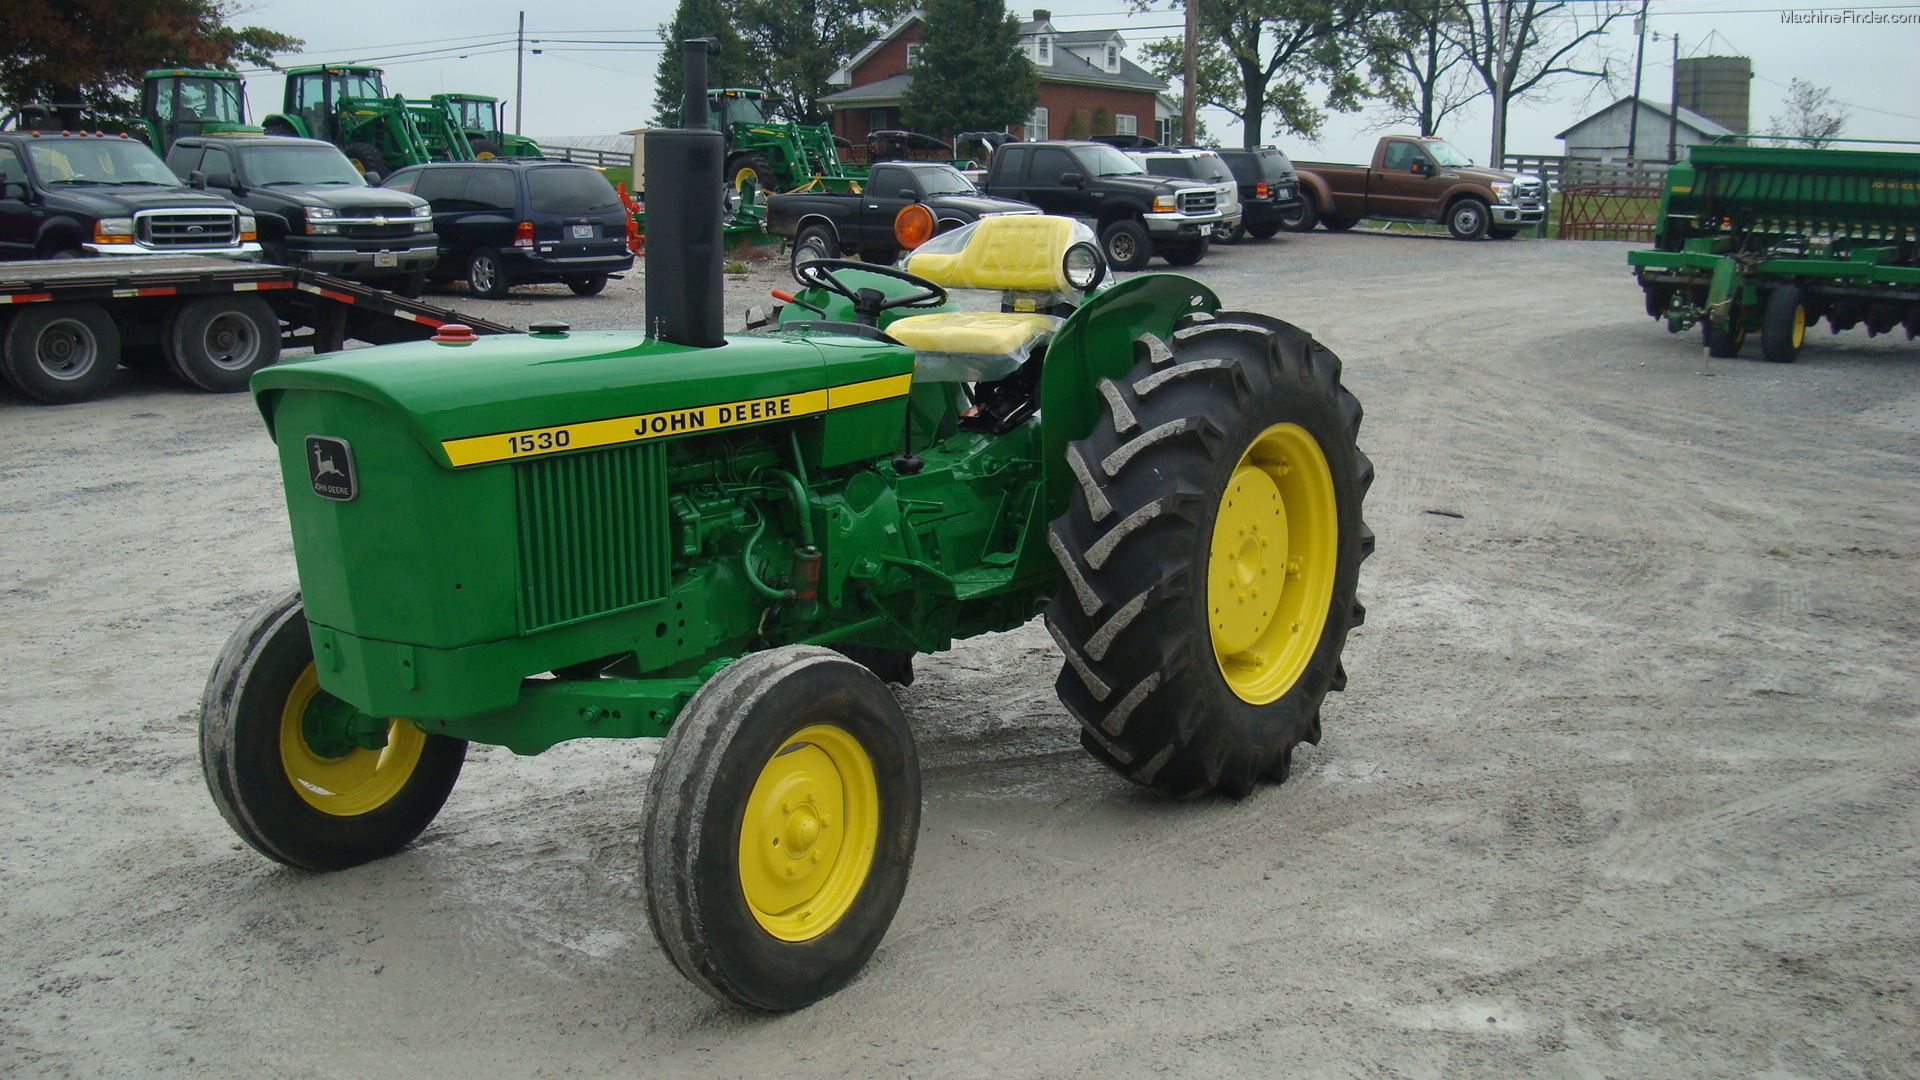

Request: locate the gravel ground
(2, 231), (1916, 1078)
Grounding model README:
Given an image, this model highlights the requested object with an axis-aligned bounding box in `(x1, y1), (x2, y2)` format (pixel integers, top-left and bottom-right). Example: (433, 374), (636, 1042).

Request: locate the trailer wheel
(566, 274), (609, 297)
(1278, 200), (1318, 233)
(1, 302), (121, 404)
(1761, 285), (1806, 364)
(467, 248), (511, 299)
(643, 646), (920, 1011)
(1446, 198), (1490, 240)
(166, 295), (281, 392)
(1100, 219), (1152, 271)
(1046, 313), (1372, 798)
(200, 589), (467, 871)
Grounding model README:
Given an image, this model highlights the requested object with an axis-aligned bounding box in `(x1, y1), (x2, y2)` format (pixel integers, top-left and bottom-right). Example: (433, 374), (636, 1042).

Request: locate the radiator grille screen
(514, 442), (670, 631)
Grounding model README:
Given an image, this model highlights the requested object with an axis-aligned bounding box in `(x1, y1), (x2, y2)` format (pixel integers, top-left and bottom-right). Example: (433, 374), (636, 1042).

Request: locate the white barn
(1556, 98), (1733, 163)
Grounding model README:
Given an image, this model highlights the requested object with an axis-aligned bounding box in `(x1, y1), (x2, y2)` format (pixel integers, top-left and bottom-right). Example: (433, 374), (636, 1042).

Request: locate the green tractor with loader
(432, 93), (543, 159)
(261, 65), (472, 176)
(692, 87), (860, 195)
(200, 42), (1374, 1011)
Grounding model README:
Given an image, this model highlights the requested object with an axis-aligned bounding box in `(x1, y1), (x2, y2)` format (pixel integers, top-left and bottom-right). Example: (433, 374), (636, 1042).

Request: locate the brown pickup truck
(1286, 136), (1548, 240)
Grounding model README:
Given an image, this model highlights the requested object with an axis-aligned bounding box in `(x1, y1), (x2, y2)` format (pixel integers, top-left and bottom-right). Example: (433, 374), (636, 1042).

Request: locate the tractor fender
(262, 113), (310, 139)
(1034, 273), (1221, 527)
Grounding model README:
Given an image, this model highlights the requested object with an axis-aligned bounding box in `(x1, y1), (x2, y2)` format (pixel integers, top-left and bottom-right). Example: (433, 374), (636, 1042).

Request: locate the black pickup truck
(0, 131), (260, 261)
(767, 161), (1037, 268)
(978, 140), (1222, 270)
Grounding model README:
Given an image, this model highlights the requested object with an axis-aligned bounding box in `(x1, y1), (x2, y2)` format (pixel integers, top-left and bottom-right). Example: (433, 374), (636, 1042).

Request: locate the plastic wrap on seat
(886, 311), (1063, 382)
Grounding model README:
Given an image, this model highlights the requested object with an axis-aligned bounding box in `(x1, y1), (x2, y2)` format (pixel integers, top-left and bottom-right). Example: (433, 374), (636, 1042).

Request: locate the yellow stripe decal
(441, 374), (909, 467)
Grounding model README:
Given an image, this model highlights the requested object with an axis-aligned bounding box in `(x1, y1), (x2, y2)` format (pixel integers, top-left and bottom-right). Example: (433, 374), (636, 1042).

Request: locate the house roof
(1556, 97), (1734, 140)
(830, 10), (1164, 93)
(821, 72), (914, 106)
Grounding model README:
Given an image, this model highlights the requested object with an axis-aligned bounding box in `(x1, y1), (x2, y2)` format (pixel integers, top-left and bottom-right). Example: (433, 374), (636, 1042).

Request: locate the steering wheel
(793, 259), (948, 324)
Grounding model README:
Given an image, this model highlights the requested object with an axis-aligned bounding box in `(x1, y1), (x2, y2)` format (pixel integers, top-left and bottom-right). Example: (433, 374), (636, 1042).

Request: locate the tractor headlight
(1063, 241), (1106, 291)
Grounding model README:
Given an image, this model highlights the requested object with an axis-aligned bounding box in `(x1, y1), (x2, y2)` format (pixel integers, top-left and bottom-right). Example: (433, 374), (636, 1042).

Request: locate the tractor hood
(253, 330), (915, 469)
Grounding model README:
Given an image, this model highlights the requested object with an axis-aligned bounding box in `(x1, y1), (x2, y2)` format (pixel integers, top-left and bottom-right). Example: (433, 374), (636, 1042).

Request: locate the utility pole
(1182, 0), (1198, 145)
(1664, 30), (1679, 163)
(515, 11), (526, 136)
(1627, 0), (1648, 161)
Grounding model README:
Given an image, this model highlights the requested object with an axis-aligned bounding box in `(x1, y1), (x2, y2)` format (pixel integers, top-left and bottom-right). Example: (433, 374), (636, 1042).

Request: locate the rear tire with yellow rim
(1761, 284), (1807, 364)
(199, 589), (467, 871)
(643, 646), (920, 1011)
(1045, 312), (1373, 798)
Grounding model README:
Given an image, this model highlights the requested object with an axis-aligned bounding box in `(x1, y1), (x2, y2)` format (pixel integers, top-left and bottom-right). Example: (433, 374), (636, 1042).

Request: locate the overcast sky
(242, 0), (1919, 164)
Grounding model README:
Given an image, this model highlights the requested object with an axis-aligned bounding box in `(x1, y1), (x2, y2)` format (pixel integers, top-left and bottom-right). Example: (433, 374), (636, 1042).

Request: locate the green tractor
(200, 43), (1374, 1011)
(136, 69), (262, 153)
(698, 87), (859, 194)
(431, 93), (543, 159)
(261, 65), (472, 175)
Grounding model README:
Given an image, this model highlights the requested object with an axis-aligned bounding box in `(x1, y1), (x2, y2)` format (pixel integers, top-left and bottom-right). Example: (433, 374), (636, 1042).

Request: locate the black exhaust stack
(645, 39), (725, 348)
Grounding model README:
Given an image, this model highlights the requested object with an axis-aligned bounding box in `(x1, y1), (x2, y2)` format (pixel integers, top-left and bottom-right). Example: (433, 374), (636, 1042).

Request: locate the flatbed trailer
(0, 257), (516, 404)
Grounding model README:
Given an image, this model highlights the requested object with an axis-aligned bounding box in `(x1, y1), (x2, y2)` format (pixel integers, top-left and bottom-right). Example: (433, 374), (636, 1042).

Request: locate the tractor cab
(139, 70), (256, 152)
(432, 94), (543, 159)
(707, 88), (772, 133)
(280, 66), (388, 144)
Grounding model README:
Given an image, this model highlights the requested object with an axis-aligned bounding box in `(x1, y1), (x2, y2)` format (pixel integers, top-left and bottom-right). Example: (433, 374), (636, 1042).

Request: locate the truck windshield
(1079, 144), (1145, 176)
(244, 145), (367, 186)
(28, 139), (179, 186)
(1424, 140), (1473, 167)
(915, 165), (977, 196)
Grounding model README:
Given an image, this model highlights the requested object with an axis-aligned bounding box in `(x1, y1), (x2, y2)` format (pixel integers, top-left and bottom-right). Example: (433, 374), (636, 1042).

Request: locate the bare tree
(1767, 78), (1850, 148)
(1446, 0), (1628, 163)
(1370, 0), (1483, 136)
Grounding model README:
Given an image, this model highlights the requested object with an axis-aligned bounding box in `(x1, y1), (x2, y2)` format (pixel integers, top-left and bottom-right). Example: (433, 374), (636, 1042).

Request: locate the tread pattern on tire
(1044, 312), (1373, 799)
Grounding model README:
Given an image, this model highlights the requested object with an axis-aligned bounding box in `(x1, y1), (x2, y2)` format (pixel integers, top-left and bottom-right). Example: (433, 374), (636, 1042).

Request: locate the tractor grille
(135, 209), (238, 248)
(1176, 189), (1218, 215)
(514, 442), (671, 632)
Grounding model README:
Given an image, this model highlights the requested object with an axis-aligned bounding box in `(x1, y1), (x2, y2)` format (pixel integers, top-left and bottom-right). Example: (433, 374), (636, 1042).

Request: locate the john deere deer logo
(306, 436), (357, 501)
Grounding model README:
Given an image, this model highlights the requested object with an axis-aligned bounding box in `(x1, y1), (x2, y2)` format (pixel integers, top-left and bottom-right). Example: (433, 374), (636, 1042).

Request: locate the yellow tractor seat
(889, 215), (1082, 381)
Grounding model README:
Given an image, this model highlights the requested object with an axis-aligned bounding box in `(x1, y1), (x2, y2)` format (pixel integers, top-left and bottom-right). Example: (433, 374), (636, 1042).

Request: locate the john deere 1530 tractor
(201, 42), (1373, 1011)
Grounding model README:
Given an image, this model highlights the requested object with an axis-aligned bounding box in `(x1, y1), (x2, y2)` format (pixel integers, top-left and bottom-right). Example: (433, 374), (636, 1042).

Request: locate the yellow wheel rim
(1791, 304), (1805, 348)
(733, 166), (760, 192)
(474, 150), (498, 160)
(278, 664), (425, 817)
(1207, 423), (1339, 704)
(737, 724), (880, 942)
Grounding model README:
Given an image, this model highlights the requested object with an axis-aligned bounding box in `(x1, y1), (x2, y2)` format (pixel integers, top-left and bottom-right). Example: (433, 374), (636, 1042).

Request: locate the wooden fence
(535, 144), (630, 168)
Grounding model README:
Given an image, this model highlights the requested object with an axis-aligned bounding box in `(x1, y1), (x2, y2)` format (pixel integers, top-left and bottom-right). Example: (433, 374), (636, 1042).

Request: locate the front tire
(467, 248), (511, 299)
(165, 295), (281, 392)
(1161, 234), (1209, 267)
(1760, 285), (1806, 364)
(1, 302), (121, 404)
(1210, 220), (1246, 244)
(1100, 219), (1152, 272)
(1706, 304), (1747, 358)
(1046, 313), (1373, 798)
(567, 274), (609, 297)
(643, 646), (920, 1011)
(730, 153), (779, 195)
(1446, 198), (1490, 240)
(199, 589), (466, 871)
(1278, 199), (1318, 233)
(343, 142), (387, 177)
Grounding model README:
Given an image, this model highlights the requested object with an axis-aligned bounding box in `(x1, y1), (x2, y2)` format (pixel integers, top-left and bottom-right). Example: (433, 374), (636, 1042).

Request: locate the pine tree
(653, 0), (755, 126)
(899, 0), (1038, 138)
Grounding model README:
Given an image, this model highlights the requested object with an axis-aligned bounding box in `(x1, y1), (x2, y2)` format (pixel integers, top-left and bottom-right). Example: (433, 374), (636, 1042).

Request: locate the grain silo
(1676, 56), (1752, 139)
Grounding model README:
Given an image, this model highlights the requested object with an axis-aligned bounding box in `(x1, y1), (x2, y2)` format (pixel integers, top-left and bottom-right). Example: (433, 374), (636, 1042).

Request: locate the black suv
(1212, 147), (1304, 241)
(0, 131), (259, 261)
(167, 136), (436, 292)
(380, 161), (633, 298)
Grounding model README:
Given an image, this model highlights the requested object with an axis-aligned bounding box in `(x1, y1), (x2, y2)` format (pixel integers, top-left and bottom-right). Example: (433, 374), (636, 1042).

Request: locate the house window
(1115, 114), (1136, 135)
(1028, 106), (1048, 140)
(1105, 44), (1119, 71)
(1036, 36), (1052, 65)
(906, 43), (922, 66)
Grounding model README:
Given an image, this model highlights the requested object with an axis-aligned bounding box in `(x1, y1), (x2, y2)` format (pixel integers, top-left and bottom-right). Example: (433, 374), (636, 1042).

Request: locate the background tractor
(136, 69), (261, 153)
(432, 93), (543, 159)
(689, 87), (859, 194)
(261, 65), (471, 175)
(200, 41), (1373, 1012)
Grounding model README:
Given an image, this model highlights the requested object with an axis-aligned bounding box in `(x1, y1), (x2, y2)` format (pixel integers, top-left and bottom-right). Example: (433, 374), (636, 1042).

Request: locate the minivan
(380, 161), (633, 298)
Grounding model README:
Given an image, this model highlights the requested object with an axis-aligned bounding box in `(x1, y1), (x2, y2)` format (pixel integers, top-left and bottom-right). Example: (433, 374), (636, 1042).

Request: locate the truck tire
(200, 589), (467, 871)
(643, 646), (920, 1011)
(1446, 198), (1490, 240)
(1319, 214), (1356, 232)
(1100, 219), (1152, 271)
(467, 248), (511, 299)
(1046, 312), (1373, 799)
(731, 153), (779, 194)
(791, 225), (840, 276)
(1761, 285), (1806, 364)
(1278, 199), (1318, 233)
(1161, 234), (1209, 266)
(343, 142), (387, 176)
(165, 295), (282, 392)
(2, 302), (122, 404)
(1247, 220), (1283, 240)
(567, 274), (609, 296)
(1210, 221), (1246, 244)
